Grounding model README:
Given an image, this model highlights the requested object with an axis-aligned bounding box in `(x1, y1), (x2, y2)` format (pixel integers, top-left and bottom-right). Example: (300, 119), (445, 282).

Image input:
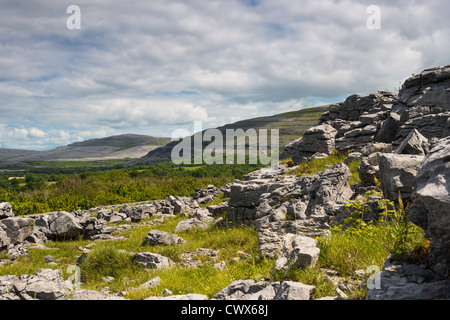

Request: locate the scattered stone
(101, 276), (114, 282)
(280, 124), (338, 164)
(8, 268), (71, 300)
(71, 289), (127, 300)
(207, 201), (229, 217)
(395, 129), (429, 155)
(162, 289), (172, 296)
(139, 276), (161, 289)
(357, 153), (380, 185)
(144, 230), (186, 246)
(179, 248), (219, 268)
(0, 217), (34, 245)
(133, 252), (175, 270)
(193, 185), (219, 204)
(214, 279), (315, 300)
(366, 256), (450, 300)
(25, 227), (48, 244)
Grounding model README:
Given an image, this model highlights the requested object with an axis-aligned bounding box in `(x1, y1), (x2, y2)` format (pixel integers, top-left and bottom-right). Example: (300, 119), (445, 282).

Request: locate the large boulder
(399, 65), (450, 111)
(366, 256), (450, 300)
(35, 211), (84, 240)
(0, 217), (34, 245)
(390, 65), (450, 146)
(0, 202), (14, 219)
(374, 112), (401, 143)
(377, 153), (424, 200)
(192, 185), (219, 204)
(409, 137), (450, 267)
(323, 90), (397, 122)
(280, 124), (337, 164)
(395, 129), (429, 155)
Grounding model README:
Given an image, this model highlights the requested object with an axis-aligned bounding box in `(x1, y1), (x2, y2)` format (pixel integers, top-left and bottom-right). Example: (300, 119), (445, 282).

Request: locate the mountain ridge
(0, 134), (171, 166)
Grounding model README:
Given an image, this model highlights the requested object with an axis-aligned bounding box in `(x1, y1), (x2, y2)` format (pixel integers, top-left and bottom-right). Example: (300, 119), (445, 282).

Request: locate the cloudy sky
(0, 0), (449, 150)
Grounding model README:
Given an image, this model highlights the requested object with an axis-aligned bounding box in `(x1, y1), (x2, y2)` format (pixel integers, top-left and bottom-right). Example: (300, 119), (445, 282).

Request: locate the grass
(287, 152), (362, 185)
(0, 205), (425, 300)
(77, 216), (275, 299)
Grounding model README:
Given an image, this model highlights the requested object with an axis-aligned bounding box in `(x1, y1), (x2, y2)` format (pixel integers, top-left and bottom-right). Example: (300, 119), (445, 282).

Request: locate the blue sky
(0, 0), (449, 150)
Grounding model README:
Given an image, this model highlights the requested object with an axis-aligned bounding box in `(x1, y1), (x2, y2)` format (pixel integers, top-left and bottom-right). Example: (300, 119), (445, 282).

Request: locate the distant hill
(0, 105), (330, 168)
(126, 105), (330, 166)
(0, 134), (171, 167)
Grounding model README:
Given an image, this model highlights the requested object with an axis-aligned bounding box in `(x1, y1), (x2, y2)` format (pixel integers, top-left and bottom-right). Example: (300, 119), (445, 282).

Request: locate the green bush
(79, 244), (134, 282)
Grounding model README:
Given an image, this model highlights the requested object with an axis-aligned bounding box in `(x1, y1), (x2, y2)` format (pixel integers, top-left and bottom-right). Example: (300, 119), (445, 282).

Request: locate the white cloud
(0, 0), (449, 150)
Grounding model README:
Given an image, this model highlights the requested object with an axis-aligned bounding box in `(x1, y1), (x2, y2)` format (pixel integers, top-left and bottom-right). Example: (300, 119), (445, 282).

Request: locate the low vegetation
(0, 162), (262, 216)
(285, 152), (361, 185)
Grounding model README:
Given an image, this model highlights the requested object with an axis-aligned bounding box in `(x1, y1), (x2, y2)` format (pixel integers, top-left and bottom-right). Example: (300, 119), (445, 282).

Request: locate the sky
(0, 0), (449, 150)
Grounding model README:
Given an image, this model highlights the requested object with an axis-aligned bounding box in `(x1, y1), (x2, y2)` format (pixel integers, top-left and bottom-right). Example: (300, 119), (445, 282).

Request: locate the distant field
(30, 158), (136, 168)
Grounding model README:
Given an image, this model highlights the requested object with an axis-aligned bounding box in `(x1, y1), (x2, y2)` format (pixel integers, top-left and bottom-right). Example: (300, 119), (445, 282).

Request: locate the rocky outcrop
(280, 124), (338, 164)
(174, 217), (209, 233)
(366, 256), (449, 300)
(1, 65), (449, 301)
(153, 195), (199, 215)
(133, 252), (176, 270)
(409, 137), (450, 268)
(0, 268), (70, 300)
(192, 185), (220, 204)
(214, 279), (315, 300)
(227, 162), (353, 230)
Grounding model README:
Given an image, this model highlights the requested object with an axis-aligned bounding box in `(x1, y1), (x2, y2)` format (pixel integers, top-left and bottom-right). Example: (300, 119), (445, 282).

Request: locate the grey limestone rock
(377, 153), (424, 200)
(144, 229), (186, 245)
(274, 234), (320, 271)
(280, 124), (338, 164)
(0, 202), (14, 219)
(133, 252), (175, 270)
(409, 137), (450, 267)
(0, 217), (34, 245)
(35, 211), (84, 240)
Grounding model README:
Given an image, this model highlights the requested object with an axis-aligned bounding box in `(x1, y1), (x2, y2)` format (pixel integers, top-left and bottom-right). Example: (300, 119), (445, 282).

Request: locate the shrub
(79, 244), (133, 281)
